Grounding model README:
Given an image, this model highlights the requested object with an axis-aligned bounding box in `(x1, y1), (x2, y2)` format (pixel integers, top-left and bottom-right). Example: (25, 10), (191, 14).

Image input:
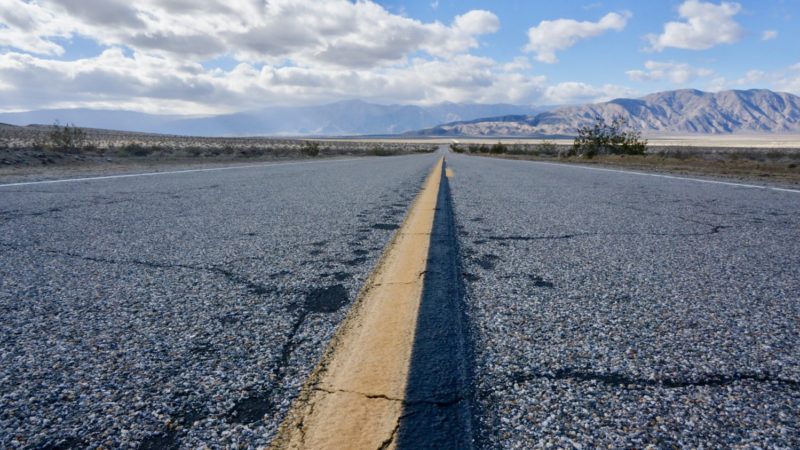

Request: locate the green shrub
(367, 147), (397, 156)
(301, 141), (321, 157)
(490, 142), (507, 154)
(572, 116), (647, 158)
(535, 140), (558, 155)
(467, 144), (488, 153)
(121, 143), (154, 157)
(48, 121), (86, 153)
(450, 143), (464, 153)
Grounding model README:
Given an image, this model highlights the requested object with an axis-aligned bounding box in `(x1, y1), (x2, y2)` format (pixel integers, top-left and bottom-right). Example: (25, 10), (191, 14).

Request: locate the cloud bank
(0, 0), (638, 113)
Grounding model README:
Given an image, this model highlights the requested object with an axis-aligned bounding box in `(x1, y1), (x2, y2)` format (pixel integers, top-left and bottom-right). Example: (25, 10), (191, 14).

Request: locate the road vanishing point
(1, 148), (799, 449)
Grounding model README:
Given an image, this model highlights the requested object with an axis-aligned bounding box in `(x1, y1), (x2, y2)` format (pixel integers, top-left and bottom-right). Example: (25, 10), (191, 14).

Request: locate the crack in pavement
(0, 197), (140, 223)
(314, 386), (466, 407)
(0, 186), (224, 224)
(484, 226), (732, 241)
(0, 239), (311, 386)
(309, 385), (466, 450)
(609, 203), (733, 234)
(0, 241), (276, 296)
(509, 368), (800, 390)
(487, 234), (587, 241)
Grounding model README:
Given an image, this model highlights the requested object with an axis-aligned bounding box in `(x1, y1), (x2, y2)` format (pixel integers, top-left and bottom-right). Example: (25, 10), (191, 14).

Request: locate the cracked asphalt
(0, 155), (436, 449)
(446, 153), (800, 448)
(2, 149), (799, 449)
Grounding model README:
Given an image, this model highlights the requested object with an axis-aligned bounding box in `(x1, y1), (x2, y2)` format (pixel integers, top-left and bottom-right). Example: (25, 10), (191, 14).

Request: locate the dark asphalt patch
(528, 275), (554, 288)
(139, 432), (179, 450)
(228, 394), (273, 424)
(305, 285), (349, 313)
(463, 272), (480, 282)
(177, 403), (207, 427)
(38, 436), (86, 450)
(475, 254), (499, 270)
(269, 270), (291, 279)
(371, 223), (399, 230)
(343, 256), (367, 266)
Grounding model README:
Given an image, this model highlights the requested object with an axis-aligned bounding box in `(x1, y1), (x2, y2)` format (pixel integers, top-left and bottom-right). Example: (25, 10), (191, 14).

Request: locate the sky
(0, 0), (798, 115)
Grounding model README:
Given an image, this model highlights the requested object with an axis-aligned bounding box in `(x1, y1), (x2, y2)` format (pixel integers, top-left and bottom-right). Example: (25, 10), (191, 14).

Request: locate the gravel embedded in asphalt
(0, 155), (436, 448)
(447, 154), (800, 448)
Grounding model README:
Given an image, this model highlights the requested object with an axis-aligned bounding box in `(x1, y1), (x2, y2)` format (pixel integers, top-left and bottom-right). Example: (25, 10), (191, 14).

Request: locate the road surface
(1, 149), (799, 448)
(0, 155), (436, 448)
(446, 152), (800, 448)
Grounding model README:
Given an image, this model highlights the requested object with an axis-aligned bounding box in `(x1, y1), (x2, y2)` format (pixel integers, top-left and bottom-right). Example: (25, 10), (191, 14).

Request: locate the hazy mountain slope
(415, 89), (800, 136)
(0, 101), (545, 136)
(0, 109), (184, 134)
(160, 100), (545, 136)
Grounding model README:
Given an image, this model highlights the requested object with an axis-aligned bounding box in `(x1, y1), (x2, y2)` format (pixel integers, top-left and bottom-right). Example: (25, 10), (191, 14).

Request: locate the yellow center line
(270, 158), (445, 450)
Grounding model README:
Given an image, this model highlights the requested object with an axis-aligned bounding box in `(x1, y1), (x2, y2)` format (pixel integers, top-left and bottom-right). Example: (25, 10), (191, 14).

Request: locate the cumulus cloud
(646, 0), (743, 51)
(761, 30), (778, 41)
(626, 61), (713, 84)
(0, 0), (500, 67)
(524, 11), (630, 64)
(0, 0), (644, 113)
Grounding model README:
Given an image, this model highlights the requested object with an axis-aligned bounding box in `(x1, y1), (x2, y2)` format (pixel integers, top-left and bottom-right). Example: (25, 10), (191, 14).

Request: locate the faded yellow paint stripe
(270, 158), (445, 450)
(445, 167), (454, 178)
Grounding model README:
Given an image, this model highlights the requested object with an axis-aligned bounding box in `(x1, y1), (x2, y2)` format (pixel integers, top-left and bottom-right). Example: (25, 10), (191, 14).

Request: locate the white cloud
(706, 66), (800, 95)
(524, 11), (630, 63)
(502, 56), (531, 72)
(542, 82), (637, 104)
(626, 61), (713, 84)
(0, 0), (677, 113)
(0, 0), (499, 68)
(646, 0), (743, 51)
(774, 76), (800, 94)
(761, 30), (778, 41)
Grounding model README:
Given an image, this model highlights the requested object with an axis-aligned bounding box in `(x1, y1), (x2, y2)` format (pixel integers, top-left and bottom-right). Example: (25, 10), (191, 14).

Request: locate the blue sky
(0, 0), (798, 114)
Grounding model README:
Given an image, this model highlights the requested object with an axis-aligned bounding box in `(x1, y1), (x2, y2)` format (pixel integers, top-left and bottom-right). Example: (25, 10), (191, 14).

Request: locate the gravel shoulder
(447, 152), (800, 448)
(0, 153), (437, 448)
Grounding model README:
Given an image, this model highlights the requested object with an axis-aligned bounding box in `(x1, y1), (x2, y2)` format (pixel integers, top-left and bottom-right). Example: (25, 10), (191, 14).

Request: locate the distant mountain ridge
(413, 89), (800, 137)
(0, 100), (545, 137)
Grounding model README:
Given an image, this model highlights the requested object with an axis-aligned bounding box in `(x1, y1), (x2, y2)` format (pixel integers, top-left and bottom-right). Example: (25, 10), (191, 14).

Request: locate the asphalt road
(0, 155), (436, 448)
(446, 152), (800, 448)
(2, 149), (799, 448)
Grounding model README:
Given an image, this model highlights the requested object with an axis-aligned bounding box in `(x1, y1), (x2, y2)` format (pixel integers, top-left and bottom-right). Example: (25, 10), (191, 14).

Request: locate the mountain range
(0, 101), (544, 137)
(413, 89), (800, 137)
(3, 89), (799, 138)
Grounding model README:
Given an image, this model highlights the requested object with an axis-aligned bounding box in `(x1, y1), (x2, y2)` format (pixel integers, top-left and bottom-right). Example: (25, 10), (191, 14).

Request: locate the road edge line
(466, 154), (800, 194)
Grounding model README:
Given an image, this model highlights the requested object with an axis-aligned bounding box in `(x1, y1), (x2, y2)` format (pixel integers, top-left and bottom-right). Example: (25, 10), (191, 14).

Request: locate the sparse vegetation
(120, 143), (156, 157)
(570, 116), (647, 158)
(47, 121), (87, 153)
(0, 125), (437, 171)
(300, 141), (321, 157)
(534, 140), (558, 155)
(489, 142), (507, 154)
(0, 127), (9, 150)
(367, 146), (397, 156)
